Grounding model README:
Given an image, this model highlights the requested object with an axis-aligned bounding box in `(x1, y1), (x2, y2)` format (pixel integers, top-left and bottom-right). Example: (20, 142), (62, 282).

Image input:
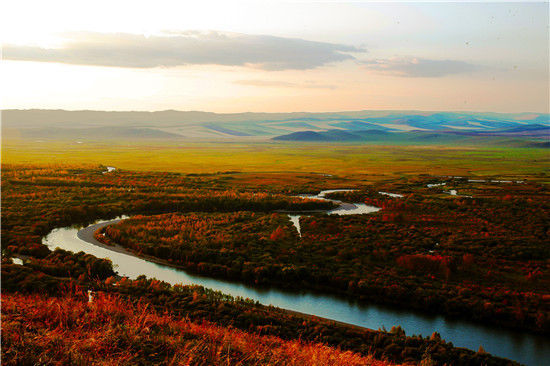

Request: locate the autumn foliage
(97, 178), (549, 333)
(0, 165), (545, 365)
(1, 291), (389, 366)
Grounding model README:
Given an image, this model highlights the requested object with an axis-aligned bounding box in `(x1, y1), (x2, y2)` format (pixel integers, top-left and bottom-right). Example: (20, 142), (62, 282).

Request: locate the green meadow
(3, 139), (548, 179)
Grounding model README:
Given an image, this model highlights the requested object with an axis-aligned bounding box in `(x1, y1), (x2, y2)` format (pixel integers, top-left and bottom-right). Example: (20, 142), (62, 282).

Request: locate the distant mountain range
(3, 109), (549, 146)
(273, 124), (550, 142)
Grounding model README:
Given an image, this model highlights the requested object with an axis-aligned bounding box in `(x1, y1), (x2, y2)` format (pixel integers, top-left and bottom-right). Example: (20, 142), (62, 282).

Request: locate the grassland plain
(3, 140), (549, 179)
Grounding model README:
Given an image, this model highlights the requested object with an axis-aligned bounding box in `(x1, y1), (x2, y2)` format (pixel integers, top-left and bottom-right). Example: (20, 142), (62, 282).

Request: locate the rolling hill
(2, 109), (548, 145)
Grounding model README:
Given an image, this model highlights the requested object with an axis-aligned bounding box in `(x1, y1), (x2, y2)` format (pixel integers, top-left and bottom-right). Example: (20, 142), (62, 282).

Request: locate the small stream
(287, 189), (380, 236)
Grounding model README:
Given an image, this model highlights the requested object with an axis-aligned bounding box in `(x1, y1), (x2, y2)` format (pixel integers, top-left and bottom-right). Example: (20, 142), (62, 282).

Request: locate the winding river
(41, 190), (549, 365)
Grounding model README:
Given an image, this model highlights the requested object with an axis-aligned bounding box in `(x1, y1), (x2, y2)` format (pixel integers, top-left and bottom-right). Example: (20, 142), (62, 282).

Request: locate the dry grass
(1, 291), (396, 366)
(3, 140), (548, 178)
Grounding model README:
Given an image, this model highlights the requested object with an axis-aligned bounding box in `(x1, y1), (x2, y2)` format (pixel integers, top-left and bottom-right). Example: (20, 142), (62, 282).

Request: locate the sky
(1, 0), (549, 113)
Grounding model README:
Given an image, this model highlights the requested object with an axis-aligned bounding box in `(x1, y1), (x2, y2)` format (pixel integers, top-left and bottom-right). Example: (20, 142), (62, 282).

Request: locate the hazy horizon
(2, 1), (549, 114)
(4, 107), (550, 115)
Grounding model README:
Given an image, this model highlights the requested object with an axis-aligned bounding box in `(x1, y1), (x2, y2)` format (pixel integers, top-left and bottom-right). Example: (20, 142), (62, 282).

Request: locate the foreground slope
(2, 291), (387, 366)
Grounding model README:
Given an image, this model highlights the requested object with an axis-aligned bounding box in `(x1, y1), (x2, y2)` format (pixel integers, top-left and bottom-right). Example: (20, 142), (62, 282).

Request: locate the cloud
(3, 31), (364, 71)
(361, 57), (480, 77)
(235, 79), (337, 89)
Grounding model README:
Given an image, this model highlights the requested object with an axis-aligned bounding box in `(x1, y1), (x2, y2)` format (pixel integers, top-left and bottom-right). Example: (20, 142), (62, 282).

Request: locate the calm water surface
(41, 189), (549, 365)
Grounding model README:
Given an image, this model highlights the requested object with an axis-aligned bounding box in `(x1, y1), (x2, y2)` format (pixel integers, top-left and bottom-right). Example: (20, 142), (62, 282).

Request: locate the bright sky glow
(1, 0), (548, 113)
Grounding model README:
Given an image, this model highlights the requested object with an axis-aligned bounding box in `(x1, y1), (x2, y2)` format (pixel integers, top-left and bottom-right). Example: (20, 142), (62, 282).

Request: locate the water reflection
(42, 218), (549, 365)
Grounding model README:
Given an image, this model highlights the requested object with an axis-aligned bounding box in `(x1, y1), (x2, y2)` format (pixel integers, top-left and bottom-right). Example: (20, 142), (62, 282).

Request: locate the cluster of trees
(100, 276), (521, 365)
(25, 248), (115, 280)
(98, 179), (549, 333)
(97, 212), (299, 279)
(0, 164), (546, 364)
(312, 183), (549, 331)
(396, 254), (453, 278)
(1, 165), (332, 261)
(1, 261), (518, 365)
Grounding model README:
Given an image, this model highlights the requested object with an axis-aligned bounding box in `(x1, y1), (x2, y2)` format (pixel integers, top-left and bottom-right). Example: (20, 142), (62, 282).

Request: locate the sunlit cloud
(3, 31), (365, 71)
(361, 57), (481, 77)
(235, 79), (337, 90)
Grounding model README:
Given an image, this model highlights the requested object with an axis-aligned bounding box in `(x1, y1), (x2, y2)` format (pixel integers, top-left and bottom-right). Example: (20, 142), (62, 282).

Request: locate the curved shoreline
(77, 219), (127, 255)
(76, 189), (379, 267)
(78, 218), (254, 282)
(65, 216), (549, 365)
(77, 218), (382, 335)
(41, 187), (550, 365)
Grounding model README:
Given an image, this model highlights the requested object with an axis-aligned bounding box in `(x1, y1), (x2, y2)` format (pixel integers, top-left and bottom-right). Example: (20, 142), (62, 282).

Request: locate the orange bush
(1, 292), (393, 366)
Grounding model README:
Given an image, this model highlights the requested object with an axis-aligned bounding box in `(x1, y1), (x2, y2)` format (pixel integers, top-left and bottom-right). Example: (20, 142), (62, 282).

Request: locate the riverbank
(41, 215), (547, 365)
(79, 219), (385, 334)
(4, 165), (546, 365)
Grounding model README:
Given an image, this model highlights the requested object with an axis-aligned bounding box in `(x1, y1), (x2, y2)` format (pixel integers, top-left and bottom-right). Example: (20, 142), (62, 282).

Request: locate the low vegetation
(2, 162), (545, 365)
(4, 141), (549, 177)
(2, 290), (389, 366)
(97, 178), (549, 332)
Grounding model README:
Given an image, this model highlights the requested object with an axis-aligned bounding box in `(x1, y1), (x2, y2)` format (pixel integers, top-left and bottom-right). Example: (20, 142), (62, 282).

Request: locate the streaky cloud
(235, 79), (337, 90)
(4, 31), (364, 71)
(362, 57), (481, 77)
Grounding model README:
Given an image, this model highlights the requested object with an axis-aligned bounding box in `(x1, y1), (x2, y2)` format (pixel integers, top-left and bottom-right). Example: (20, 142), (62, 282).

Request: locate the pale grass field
(2, 140), (549, 179)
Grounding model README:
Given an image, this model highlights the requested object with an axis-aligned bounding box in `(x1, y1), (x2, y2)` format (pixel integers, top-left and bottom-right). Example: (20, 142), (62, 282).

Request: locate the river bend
(41, 190), (549, 365)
